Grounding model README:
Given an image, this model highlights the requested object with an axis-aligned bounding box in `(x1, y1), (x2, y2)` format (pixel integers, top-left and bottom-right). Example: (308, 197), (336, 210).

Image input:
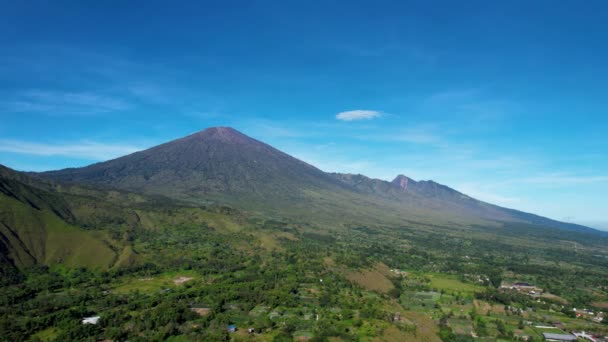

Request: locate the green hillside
(0, 168), (126, 276)
(0, 194), (116, 269)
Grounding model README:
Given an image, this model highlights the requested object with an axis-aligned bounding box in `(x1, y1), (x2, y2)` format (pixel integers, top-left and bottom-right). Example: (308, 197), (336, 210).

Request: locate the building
(542, 333), (577, 341)
(573, 331), (598, 342)
(81, 315), (100, 325)
(511, 282), (537, 290)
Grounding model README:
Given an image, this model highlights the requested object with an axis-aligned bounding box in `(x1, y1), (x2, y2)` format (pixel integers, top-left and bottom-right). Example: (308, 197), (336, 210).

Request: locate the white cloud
(0, 139), (143, 160)
(336, 110), (381, 121)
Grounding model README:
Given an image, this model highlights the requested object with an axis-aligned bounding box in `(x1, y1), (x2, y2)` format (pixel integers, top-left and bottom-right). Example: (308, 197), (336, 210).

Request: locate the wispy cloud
(391, 128), (441, 144)
(421, 88), (515, 125)
(396, 135), (437, 144)
(254, 124), (303, 138)
(0, 139), (144, 160)
(241, 120), (307, 139)
(0, 44), (228, 122)
(355, 124), (442, 145)
(0, 44), (206, 116)
(127, 84), (170, 103)
(424, 89), (481, 104)
(454, 183), (522, 207)
(2, 90), (131, 115)
(517, 174), (608, 186)
(336, 110), (382, 121)
(287, 149), (378, 175)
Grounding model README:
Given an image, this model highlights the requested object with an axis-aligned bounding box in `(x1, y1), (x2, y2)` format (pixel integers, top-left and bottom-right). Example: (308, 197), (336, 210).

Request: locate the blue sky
(1, 1), (607, 230)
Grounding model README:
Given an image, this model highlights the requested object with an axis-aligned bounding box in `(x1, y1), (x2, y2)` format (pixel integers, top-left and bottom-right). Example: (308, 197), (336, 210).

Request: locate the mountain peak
(186, 126), (252, 144)
(391, 174), (413, 190)
(199, 126), (238, 135)
(38, 125), (330, 199)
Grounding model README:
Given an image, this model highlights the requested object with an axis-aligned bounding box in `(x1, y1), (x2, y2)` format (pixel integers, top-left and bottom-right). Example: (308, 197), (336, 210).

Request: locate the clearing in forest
(345, 263), (395, 293)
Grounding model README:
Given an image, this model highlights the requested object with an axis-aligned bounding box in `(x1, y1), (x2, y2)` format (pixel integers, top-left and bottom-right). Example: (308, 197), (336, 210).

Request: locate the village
(70, 275), (608, 341)
(496, 282), (607, 341)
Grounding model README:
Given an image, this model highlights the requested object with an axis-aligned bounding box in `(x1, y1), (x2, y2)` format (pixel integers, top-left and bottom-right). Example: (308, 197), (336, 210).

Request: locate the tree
(496, 319), (506, 336)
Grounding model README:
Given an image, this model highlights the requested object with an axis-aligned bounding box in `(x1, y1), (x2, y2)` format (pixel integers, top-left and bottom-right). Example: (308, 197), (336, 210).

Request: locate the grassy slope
(0, 193), (116, 269)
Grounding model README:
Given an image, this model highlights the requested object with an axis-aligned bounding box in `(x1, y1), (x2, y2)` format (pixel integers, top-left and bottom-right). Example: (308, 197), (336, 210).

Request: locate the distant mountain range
(32, 127), (600, 235)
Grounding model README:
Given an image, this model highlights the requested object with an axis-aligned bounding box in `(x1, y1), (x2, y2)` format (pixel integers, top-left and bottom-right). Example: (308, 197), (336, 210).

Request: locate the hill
(0, 162), (253, 274)
(0, 168), (117, 280)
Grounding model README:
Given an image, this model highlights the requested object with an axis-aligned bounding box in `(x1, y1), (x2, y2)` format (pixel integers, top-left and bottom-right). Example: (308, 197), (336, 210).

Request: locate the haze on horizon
(0, 2), (607, 230)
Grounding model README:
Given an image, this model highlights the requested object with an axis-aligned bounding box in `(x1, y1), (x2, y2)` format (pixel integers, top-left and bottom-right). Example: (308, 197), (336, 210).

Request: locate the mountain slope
(0, 171), (118, 275)
(0, 194), (116, 269)
(36, 128), (428, 226)
(35, 127), (602, 235)
(39, 127), (350, 204)
(332, 173), (599, 234)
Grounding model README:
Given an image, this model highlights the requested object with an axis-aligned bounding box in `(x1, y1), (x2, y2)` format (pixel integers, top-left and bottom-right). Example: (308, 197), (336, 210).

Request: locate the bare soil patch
(592, 301), (608, 308)
(173, 276), (193, 285)
(190, 307), (211, 316)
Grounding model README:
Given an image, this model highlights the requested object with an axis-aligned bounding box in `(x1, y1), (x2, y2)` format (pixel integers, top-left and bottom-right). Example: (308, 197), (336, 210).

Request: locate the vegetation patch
(346, 263), (395, 293)
(112, 270), (199, 293)
(427, 273), (483, 295)
(592, 301), (608, 308)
